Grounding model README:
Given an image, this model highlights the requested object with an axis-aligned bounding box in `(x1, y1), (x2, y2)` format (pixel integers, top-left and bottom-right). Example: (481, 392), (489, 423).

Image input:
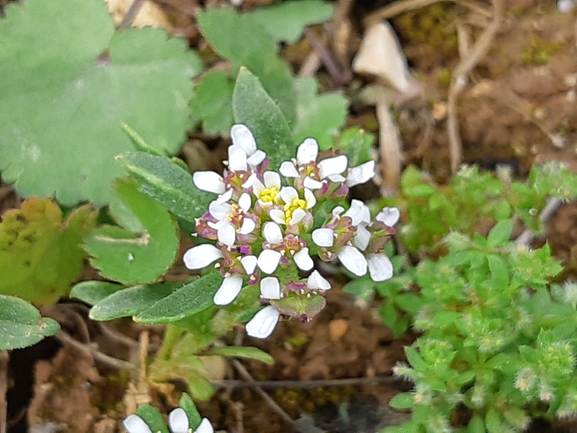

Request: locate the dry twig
(447, 0), (503, 174)
(211, 375), (398, 390)
(231, 360), (306, 433)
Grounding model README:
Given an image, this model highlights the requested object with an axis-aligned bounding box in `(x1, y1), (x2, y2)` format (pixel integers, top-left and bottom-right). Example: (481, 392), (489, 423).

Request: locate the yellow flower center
(284, 198), (307, 222)
(259, 187), (279, 203)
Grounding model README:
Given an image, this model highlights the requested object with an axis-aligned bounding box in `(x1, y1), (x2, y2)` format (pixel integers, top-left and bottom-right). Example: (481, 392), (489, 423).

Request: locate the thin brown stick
(55, 331), (138, 374)
(304, 28), (352, 87)
(0, 351), (8, 433)
(231, 360), (306, 432)
(118, 0), (144, 30)
(376, 85), (403, 196)
(447, 0), (503, 174)
(211, 375), (398, 390)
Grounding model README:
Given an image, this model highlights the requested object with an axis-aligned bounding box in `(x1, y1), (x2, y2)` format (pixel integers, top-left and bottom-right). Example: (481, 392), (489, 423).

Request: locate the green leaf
(467, 415), (486, 433)
(83, 178), (179, 284)
(0, 295), (60, 350)
(89, 281), (184, 321)
(487, 254), (509, 290)
(405, 346), (428, 371)
(198, 7), (296, 123)
(117, 151), (213, 223)
(0, 0), (202, 206)
(486, 219), (513, 248)
(251, 0), (333, 43)
(389, 392), (415, 409)
(189, 375), (215, 401)
(485, 409), (503, 433)
(232, 68), (294, 169)
(190, 70), (235, 135)
(0, 198), (97, 304)
(340, 127), (376, 166)
(208, 346), (274, 364)
(135, 272), (223, 323)
(136, 404), (169, 433)
(179, 393), (202, 430)
(292, 77), (348, 150)
(70, 281), (124, 306)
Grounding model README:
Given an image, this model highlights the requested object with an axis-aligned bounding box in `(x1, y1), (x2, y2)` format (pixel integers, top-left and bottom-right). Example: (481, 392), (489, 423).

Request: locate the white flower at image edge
(246, 305), (280, 338)
(122, 409), (213, 433)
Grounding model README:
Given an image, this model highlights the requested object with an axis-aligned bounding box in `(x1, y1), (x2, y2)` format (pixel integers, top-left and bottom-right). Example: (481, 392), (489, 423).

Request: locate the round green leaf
(0, 0), (202, 206)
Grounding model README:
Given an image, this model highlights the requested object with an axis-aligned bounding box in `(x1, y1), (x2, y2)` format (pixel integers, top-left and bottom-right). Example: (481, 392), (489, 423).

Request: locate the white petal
(193, 172), (225, 194)
(280, 186), (299, 204)
(168, 408), (189, 433)
(248, 150), (266, 166)
(297, 138), (319, 165)
(289, 208), (306, 225)
(367, 254), (394, 282)
(354, 225), (371, 251)
(240, 255), (258, 274)
(332, 206), (345, 216)
(347, 161), (376, 187)
(338, 246), (367, 276)
(238, 193), (252, 212)
(217, 223), (236, 247)
(216, 189), (233, 204)
(242, 173), (258, 189)
(304, 188), (316, 209)
(214, 275), (244, 305)
(183, 245), (223, 269)
(207, 219), (226, 230)
(231, 124), (257, 156)
(123, 415), (153, 433)
(294, 248), (314, 271)
(195, 418), (214, 433)
(344, 199), (371, 226)
(327, 174), (346, 183)
(246, 305), (280, 338)
(376, 207), (400, 227)
(209, 201), (232, 221)
(303, 177), (323, 190)
(258, 249), (282, 274)
(312, 228), (335, 247)
(228, 144), (248, 172)
(280, 161), (299, 178)
(307, 270), (331, 291)
(263, 221), (283, 244)
(269, 209), (286, 225)
(318, 155), (348, 179)
(264, 171), (281, 189)
(260, 277), (281, 299)
(239, 218), (256, 235)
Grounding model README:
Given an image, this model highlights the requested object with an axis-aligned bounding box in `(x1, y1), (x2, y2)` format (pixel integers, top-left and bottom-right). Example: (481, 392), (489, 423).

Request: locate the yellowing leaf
(0, 198), (97, 304)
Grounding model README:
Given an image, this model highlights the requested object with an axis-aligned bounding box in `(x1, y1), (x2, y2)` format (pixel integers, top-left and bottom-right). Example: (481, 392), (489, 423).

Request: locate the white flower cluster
(124, 408), (213, 433)
(184, 124), (399, 338)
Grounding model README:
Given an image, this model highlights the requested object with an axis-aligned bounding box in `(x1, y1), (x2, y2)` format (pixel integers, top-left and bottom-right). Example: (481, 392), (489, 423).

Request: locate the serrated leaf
(135, 272), (223, 323)
(117, 151), (213, 223)
(197, 7), (296, 123)
(232, 68), (294, 170)
(179, 393), (202, 430)
(0, 198), (97, 304)
(136, 404), (169, 433)
(486, 219), (513, 247)
(83, 178), (179, 284)
(70, 280), (124, 306)
(293, 77), (348, 150)
(89, 281), (184, 321)
(208, 346), (274, 364)
(0, 0), (202, 206)
(0, 295), (60, 350)
(389, 392), (415, 409)
(251, 0), (334, 44)
(190, 70), (235, 135)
